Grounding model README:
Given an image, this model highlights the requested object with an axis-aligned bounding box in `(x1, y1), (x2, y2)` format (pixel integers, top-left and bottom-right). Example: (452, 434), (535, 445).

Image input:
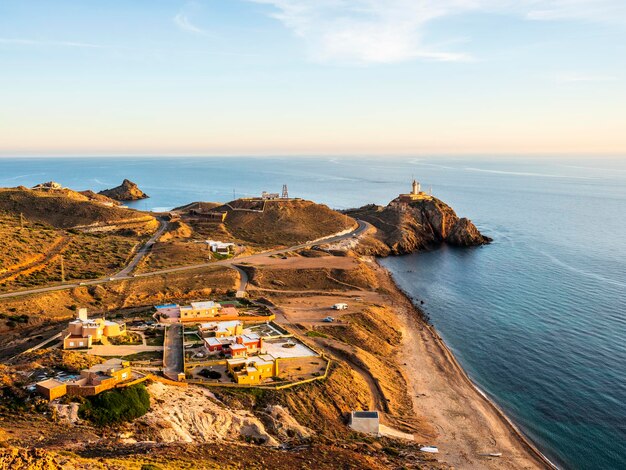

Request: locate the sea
(1, 156), (625, 470)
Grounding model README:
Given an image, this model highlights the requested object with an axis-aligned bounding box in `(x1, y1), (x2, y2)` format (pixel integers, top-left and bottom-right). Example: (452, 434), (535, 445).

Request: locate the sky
(1, 0), (625, 157)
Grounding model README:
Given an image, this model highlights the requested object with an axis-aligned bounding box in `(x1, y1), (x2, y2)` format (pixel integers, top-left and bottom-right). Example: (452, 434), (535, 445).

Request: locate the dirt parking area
(243, 253), (357, 270)
(277, 356), (327, 381)
(273, 291), (384, 326)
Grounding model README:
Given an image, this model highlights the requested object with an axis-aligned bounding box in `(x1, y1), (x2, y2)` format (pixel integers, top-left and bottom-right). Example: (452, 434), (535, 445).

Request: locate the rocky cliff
(347, 196), (491, 255)
(98, 179), (148, 201)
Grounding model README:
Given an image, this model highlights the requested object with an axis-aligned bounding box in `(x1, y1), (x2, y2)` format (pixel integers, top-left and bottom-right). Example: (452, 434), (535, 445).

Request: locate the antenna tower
(282, 184), (289, 199)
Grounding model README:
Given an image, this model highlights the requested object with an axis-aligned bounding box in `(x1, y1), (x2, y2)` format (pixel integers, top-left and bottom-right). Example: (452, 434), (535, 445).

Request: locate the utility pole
(60, 255), (65, 283)
(19, 212), (24, 228)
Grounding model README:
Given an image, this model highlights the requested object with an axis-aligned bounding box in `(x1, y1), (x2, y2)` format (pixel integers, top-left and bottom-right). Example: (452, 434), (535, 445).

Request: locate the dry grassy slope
(0, 267), (238, 357)
(0, 213), (59, 270)
(0, 187), (153, 230)
(214, 199), (354, 246)
(243, 261), (378, 291)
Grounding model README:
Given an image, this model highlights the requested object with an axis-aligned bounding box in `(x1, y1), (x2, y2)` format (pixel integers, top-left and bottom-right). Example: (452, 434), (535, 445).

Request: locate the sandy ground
(371, 260), (553, 469)
(273, 292), (382, 325)
(246, 254), (358, 270)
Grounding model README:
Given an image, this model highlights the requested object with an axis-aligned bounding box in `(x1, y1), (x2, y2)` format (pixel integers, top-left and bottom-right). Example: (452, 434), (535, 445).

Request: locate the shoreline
(377, 259), (559, 470)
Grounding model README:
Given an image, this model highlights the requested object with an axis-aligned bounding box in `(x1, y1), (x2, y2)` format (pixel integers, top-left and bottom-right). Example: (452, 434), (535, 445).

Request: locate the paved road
(114, 217), (168, 278)
(0, 220), (370, 300)
(163, 323), (184, 381)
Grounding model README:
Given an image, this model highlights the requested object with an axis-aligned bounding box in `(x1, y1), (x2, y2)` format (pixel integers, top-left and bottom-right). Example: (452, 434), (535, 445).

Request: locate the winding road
(0, 220), (370, 300)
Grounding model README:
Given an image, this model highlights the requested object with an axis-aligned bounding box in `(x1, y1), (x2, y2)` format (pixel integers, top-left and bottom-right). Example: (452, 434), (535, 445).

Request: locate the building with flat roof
(35, 378), (67, 401)
(397, 179), (432, 204)
(199, 320), (243, 338)
(34, 359), (132, 400)
(226, 354), (279, 385)
(180, 301), (220, 321)
(203, 333), (263, 357)
(63, 308), (126, 350)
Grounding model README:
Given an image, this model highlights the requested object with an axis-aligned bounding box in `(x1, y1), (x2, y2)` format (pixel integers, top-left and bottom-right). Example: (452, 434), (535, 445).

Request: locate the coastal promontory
(347, 181), (491, 255)
(98, 179), (148, 201)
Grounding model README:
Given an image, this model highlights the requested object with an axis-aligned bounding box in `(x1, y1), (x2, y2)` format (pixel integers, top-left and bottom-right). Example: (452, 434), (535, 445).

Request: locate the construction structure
(63, 308), (126, 349)
(282, 184), (289, 199)
(349, 411), (380, 435)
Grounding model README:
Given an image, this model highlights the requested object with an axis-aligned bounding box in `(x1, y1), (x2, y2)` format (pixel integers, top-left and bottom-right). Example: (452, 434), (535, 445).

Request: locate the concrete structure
(226, 354), (278, 385)
(203, 333), (263, 357)
(34, 359), (132, 400)
(63, 308), (126, 350)
(35, 378), (67, 401)
(349, 411), (380, 435)
(189, 208), (227, 222)
(159, 300), (246, 323)
(199, 320), (243, 338)
(397, 179), (432, 203)
(261, 191), (280, 200)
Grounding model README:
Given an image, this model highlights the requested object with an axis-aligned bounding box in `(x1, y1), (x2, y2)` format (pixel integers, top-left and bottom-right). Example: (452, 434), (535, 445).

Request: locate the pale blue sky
(1, 0), (625, 156)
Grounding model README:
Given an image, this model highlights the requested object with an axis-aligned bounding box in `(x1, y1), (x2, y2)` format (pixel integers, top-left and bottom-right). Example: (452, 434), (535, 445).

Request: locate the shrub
(79, 384), (150, 426)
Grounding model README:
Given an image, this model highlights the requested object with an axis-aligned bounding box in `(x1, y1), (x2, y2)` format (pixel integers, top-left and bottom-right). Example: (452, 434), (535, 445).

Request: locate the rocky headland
(98, 179), (148, 201)
(346, 196), (491, 256)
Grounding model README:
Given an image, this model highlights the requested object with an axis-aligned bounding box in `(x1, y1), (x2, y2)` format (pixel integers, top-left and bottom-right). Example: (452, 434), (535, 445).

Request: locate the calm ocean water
(1, 156), (625, 469)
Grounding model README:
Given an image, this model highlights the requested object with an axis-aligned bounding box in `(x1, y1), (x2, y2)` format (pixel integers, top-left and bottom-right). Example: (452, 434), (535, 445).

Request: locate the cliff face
(347, 197), (491, 255)
(98, 179), (148, 201)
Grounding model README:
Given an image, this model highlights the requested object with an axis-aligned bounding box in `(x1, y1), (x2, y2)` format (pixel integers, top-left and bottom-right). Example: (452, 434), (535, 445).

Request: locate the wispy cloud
(554, 73), (619, 83)
(174, 13), (209, 36)
(0, 37), (104, 48)
(248, 0), (626, 64)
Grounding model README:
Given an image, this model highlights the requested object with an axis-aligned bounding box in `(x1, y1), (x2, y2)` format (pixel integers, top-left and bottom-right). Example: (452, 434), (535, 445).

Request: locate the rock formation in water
(98, 179), (148, 201)
(347, 196), (491, 256)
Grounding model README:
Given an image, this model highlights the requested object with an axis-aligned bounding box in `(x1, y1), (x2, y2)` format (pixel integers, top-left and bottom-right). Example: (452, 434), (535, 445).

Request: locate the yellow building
(180, 301), (221, 321)
(398, 179), (431, 203)
(199, 320), (243, 338)
(35, 359), (132, 400)
(227, 355), (279, 385)
(63, 308), (126, 349)
(35, 378), (67, 401)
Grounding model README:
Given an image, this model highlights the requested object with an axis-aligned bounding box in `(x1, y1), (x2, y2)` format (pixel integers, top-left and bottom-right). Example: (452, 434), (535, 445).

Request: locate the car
(109, 277), (116, 281)
(79, 282), (87, 286)
(322, 316), (335, 322)
(332, 303), (348, 310)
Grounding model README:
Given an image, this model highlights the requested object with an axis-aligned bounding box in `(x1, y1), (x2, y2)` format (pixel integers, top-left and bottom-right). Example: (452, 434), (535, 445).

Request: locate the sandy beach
(375, 261), (556, 469)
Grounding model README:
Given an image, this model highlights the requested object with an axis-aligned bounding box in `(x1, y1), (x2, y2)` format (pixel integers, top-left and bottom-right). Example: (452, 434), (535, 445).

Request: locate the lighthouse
(412, 179), (420, 195)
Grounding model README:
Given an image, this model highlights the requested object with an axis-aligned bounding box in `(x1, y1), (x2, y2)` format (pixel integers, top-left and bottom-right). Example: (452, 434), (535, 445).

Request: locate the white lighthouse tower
(412, 179), (420, 195)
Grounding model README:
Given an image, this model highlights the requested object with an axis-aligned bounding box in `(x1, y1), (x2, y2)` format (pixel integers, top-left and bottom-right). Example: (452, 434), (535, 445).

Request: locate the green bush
(79, 384), (150, 426)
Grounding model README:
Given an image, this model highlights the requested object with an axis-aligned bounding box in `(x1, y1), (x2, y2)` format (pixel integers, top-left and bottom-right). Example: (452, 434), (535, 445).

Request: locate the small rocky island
(347, 180), (491, 255)
(98, 179), (148, 201)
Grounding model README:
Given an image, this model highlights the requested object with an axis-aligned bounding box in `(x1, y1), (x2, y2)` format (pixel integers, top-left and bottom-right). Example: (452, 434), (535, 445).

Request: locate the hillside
(184, 198), (354, 247)
(0, 187), (156, 232)
(347, 196), (491, 255)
